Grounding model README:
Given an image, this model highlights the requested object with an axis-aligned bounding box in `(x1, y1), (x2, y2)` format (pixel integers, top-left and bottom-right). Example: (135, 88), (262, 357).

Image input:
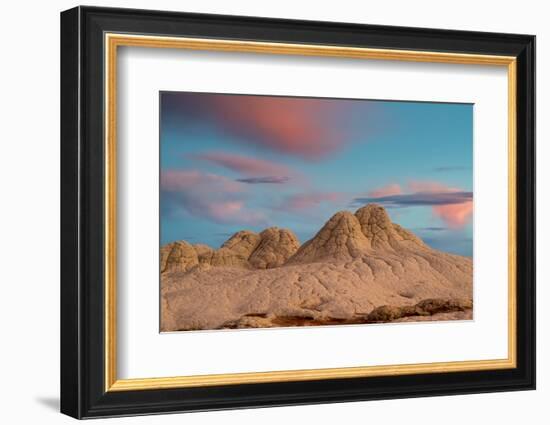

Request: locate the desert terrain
(160, 204), (473, 331)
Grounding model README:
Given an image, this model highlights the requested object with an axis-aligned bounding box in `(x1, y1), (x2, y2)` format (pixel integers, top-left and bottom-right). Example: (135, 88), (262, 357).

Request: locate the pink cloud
(363, 180), (473, 229)
(210, 96), (350, 160)
(407, 180), (459, 193)
(193, 152), (290, 177)
(433, 201), (473, 229)
(161, 169), (243, 193)
(202, 201), (267, 225)
(407, 181), (473, 228)
(207, 200), (243, 218)
(161, 169), (267, 225)
(280, 192), (342, 211)
(368, 183), (402, 198)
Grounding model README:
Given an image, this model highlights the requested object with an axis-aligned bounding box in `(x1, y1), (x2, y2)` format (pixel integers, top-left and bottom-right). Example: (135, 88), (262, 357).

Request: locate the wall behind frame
(0, 1), (543, 424)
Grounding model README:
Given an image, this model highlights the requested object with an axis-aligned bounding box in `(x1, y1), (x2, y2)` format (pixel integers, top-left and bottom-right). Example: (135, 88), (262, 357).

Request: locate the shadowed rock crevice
(366, 298), (472, 322)
(214, 298), (472, 330)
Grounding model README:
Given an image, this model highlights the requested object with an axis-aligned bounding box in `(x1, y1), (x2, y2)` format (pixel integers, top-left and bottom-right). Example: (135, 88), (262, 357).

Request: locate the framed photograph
(60, 6), (535, 419)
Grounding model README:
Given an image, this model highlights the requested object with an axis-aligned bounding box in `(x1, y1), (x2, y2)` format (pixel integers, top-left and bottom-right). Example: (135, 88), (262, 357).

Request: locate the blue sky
(160, 92), (473, 256)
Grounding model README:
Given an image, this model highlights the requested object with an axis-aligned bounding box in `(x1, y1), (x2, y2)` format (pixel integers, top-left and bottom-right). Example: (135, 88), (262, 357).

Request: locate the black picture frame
(61, 5), (535, 419)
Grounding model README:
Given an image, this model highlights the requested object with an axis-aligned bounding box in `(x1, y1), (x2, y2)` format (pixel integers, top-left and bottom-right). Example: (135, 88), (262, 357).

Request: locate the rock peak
(160, 204), (428, 273)
(355, 204), (394, 247)
(160, 240), (198, 273)
(287, 210), (370, 264)
(249, 227), (300, 269)
(355, 203), (392, 226)
(354, 203), (427, 249)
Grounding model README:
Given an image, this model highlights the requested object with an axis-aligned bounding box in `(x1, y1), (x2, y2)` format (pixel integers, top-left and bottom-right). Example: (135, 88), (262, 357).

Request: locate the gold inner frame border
(104, 33), (517, 392)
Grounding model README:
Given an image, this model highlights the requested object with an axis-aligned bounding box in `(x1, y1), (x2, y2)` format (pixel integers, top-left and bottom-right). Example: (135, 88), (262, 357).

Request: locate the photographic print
(61, 9), (535, 417)
(160, 92), (473, 332)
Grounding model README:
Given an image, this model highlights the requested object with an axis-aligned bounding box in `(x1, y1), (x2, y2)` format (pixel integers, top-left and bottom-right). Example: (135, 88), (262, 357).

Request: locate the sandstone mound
(161, 241), (198, 273)
(220, 230), (261, 257)
(287, 211), (370, 264)
(162, 228), (300, 272)
(249, 228), (301, 269)
(355, 204), (427, 251)
(193, 244), (214, 264)
(160, 204), (473, 331)
(203, 230), (261, 268)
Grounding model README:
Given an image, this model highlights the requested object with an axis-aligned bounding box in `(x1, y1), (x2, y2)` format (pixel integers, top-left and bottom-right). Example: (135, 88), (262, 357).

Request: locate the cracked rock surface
(160, 204), (473, 332)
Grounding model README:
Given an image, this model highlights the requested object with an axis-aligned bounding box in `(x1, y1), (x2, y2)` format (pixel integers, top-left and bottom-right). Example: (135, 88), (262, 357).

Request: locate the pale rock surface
(160, 204), (473, 331)
(286, 211), (371, 264)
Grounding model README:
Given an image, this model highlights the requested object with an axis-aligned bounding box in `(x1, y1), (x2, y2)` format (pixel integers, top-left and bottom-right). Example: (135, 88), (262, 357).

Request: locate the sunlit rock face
(160, 204), (473, 332)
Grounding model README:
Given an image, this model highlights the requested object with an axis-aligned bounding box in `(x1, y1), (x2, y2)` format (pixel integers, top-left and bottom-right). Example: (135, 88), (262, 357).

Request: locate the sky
(160, 92), (473, 256)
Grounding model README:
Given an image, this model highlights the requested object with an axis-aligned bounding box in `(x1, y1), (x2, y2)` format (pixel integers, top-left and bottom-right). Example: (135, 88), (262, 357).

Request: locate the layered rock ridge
(161, 204), (473, 332)
(160, 227), (300, 273)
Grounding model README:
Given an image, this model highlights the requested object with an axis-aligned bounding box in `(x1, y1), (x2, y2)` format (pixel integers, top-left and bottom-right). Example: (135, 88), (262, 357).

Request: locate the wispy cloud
(236, 176), (290, 184)
(161, 169), (243, 193)
(367, 183), (402, 198)
(433, 166), (471, 172)
(279, 192), (342, 211)
(407, 181), (459, 193)
(192, 151), (290, 178)
(161, 169), (267, 226)
(416, 226), (448, 232)
(166, 93), (361, 160)
(433, 202), (473, 229)
(354, 180), (473, 228)
(353, 191), (472, 207)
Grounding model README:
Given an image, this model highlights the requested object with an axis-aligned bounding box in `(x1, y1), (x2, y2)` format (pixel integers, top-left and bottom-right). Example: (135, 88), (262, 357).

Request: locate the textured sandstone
(201, 230), (262, 268)
(392, 223), (427, 247)
(217, 298), (473, 328)
(366, 298), (472, 322)
(162, 228), (301, 272)
(287, 211), (371, 264)
(221, 230), (261, 257)
(193, 243), (214, 261)
(207, 247), (250, 268)
(355, 204), (428, 250)
(160, 204), (473, 332)
(249, 228), (300, 269)
(355, 204), (394, 248)
(160, 241), (198, 273)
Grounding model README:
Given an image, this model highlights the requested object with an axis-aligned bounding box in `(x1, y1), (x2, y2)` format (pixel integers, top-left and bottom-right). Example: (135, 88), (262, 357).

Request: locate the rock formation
(161, 228), (300, 272)
(249, 228), (301, 269)
(160, 241), (198, 273)
(286, 211), (371, 264)
(160, 204), (473, 332)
